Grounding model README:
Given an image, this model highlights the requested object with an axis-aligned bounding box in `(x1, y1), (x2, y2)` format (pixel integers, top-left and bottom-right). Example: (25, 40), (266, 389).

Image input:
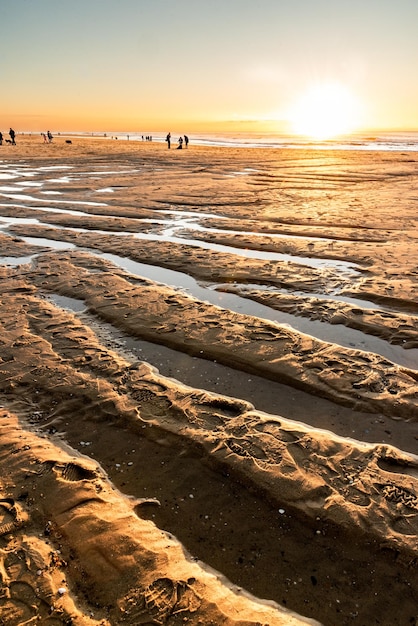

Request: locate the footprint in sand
(392, 514), (418, 537)
(377, 454), (418, 479)
(196, 396), (247, 419)
(379, 483), (417, 509)
(45, 462), (97, 482)
(340, 486), (371, 507)
(253, 419), (282, 436)
(131, 387), (173, 419)
(0, 541), (60, 623)
(248, 328), (282, 341)
(225, 436), (283, 465)
(374, 482), (418, 538)
(0, 596), (37, 625)
(120, 577), (201, 624)
(60, 462), (97, 482)
(0, 499), (27, 536)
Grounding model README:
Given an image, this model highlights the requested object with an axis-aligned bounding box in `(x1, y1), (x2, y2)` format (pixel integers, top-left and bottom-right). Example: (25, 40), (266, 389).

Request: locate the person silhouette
(184, 135), (189, 148)
(165, 132), (171, 149)
(177, 136), (183, 149)
(9, 128), (16, 144)
(0, 132), (3, 145)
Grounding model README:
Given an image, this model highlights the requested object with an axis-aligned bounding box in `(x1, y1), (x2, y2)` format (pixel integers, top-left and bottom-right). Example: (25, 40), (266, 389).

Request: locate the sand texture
(0, 136), (417, 625)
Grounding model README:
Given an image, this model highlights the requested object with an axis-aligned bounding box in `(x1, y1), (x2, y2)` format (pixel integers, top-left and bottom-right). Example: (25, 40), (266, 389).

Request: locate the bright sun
(289, 83), (361, 139)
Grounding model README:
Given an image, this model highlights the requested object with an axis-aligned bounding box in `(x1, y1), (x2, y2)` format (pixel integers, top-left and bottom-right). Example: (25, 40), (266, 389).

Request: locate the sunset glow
(1, 1), (418, 134)
(289, 84), (362, 140)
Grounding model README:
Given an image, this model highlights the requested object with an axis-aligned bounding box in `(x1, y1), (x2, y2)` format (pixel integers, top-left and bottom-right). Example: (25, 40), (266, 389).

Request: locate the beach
(0, 135), (417, 625)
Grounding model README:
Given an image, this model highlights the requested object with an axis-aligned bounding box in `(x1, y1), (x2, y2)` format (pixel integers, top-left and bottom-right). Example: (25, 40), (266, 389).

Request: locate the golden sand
(0, 136), (416, 625)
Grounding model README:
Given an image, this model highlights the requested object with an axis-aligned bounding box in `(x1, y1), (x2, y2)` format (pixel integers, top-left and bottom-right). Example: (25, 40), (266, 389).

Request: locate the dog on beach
(65, 140), (72, 144)
(5, 139), (12, 144)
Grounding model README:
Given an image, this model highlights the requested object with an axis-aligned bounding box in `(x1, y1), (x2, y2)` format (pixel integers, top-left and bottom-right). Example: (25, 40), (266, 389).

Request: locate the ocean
(63, 129), (418, 151)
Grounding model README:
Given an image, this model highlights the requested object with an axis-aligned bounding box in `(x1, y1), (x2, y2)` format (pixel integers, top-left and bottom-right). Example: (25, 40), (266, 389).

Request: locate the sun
(289, 83), (361, 140)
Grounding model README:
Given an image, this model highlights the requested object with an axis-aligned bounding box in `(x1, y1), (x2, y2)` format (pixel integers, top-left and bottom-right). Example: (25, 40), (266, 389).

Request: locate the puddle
(0, 217), (41, 228)
(0, 167), (35, 178)
(0, 192), (107, 207)
(0, 255), (34, 266)
(17, 181), (44, 187)
(21, 236), (77, 251)
(35, 166), (73, 171)
(26, 206), (93, 217)
(47, 293), (87, 312)
(47, 177), (73, 183)
(16, 206), (92, 217)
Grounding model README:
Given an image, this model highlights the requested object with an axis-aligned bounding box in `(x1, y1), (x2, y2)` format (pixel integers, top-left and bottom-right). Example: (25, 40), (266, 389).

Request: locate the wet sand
(0, 135), (417, 625)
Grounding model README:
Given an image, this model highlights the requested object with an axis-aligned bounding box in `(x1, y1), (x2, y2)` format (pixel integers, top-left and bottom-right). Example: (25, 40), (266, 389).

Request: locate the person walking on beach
(177, 136), (183, 149)
(47, 130), (53, 143)
(184, 135), (189, 148)
(9, 128), (16, 144)
(0, 132), (3, 145)
(165, 132), (171, 148)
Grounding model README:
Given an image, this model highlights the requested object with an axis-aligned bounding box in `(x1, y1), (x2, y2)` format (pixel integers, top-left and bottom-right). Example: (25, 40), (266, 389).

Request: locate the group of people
(0, 128), (16, 145)
(0, 128), (54, 145)
(1, 129), (189, 149)
(42, 131), (53, 143)
(165, 133), (189, 149)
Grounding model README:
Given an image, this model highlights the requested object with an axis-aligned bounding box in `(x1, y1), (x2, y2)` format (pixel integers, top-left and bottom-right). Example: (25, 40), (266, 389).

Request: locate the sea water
(56, 130), (418, 151)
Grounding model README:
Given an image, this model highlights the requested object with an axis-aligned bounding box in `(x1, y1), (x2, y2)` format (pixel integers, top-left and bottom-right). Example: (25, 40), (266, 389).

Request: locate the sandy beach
(0, 135), (417, 625)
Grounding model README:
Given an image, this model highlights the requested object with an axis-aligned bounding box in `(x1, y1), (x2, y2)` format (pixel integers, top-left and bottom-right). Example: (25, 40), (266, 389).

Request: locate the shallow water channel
(3, 234), (417, 370)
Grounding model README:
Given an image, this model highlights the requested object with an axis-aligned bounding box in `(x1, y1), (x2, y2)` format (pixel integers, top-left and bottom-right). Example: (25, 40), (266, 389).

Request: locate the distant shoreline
(14, 129), (418, 152)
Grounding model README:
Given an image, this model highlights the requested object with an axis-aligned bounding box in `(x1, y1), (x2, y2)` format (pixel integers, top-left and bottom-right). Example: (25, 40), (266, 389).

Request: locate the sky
(1, 0), (418, 135)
